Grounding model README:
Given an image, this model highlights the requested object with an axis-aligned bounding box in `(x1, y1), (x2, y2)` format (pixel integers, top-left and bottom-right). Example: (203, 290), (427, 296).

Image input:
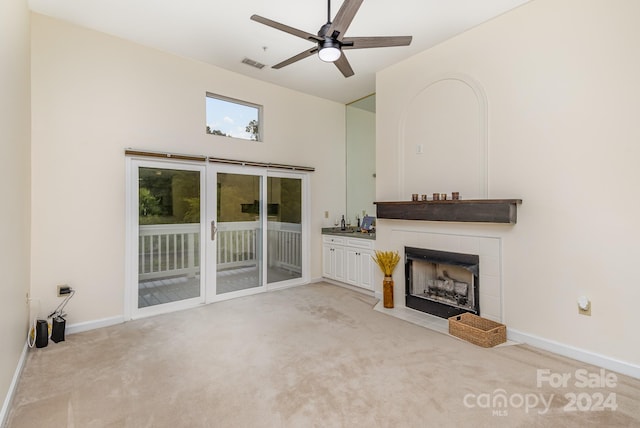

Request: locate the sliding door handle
(211, 220), (217, 241)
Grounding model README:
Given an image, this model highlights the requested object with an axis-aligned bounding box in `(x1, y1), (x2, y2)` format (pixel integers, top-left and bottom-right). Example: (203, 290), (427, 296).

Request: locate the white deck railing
(139, 223), (200, 280)
(138, 221), (301, 280)
(267, 222), (302, 273)
(216, 222), (258, 269)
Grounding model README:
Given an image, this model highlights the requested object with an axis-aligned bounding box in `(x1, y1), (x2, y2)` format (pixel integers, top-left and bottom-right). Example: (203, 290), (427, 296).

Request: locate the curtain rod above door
(125, 149), (315, 172)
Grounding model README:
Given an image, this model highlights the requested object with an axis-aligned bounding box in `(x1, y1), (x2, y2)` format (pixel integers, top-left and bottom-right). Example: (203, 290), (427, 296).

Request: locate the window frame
(205, 92), (263, 142)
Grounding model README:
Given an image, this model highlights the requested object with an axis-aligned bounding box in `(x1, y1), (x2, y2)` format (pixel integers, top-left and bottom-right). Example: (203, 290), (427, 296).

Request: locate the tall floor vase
(383, 276), (394, 308)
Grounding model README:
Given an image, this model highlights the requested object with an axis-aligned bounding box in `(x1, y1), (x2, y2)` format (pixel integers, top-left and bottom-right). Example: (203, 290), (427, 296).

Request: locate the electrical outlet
(57, 285), (71, 297)
(26, 292), (30, 305)
(324, 211), (329, 219)
(578, 305), (591, 316)
(577, 296), (591, 316)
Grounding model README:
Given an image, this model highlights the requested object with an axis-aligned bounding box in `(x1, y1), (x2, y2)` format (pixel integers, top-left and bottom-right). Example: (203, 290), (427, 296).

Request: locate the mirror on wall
(346, 94), (376, 224)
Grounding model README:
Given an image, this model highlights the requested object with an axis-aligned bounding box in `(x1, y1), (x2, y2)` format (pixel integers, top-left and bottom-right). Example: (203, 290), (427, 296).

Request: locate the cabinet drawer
(346, 237), (374, 250)
(323, 235), (345, 245)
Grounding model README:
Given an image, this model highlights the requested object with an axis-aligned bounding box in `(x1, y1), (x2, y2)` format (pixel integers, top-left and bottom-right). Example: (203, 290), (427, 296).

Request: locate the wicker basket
(448, 313), (506, 348)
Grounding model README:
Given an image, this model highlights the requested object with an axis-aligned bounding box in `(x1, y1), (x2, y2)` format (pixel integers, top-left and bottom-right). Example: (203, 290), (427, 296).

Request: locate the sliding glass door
(267, 174), (303, 285)
(207, 166), (307, 298)
(132, 161), (205, 315)
(213, 170), (264, 295)
(128, 156), (308, 317)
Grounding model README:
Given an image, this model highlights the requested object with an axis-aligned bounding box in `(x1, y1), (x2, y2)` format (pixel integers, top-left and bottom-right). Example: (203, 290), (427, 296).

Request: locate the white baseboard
(266, 279), (307, 292)
(1, 343), (28, 428)
(314, 277), (376, 298)
(66, 315), (124, 335)
(508, 328), (640, 380)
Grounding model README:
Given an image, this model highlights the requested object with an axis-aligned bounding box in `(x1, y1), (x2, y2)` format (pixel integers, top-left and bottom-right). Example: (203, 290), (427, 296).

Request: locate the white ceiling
(28, 0), (530, 104)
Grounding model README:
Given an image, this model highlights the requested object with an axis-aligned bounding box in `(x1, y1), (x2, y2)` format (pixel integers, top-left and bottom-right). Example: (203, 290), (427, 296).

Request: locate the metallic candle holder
(452, 192), (460, 200)
(432, 193), (440, 201)
(440, 193), (447, 200)
(411, 193), (419, 201)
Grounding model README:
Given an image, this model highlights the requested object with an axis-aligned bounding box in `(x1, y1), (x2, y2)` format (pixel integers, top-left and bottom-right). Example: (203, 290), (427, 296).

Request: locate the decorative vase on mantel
(372, 250), (401, 309)
(383, 275), (394, 308)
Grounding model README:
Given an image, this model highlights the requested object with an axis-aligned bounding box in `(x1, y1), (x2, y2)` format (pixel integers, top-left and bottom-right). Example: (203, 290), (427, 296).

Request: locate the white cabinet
(344, 237), (374, 290)
(323, 235), (375, 291)
(322, 236), (345, 282)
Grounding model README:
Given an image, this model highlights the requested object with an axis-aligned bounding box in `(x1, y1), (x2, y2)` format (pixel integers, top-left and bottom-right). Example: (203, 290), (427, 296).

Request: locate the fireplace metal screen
(405, 247), (479, 319)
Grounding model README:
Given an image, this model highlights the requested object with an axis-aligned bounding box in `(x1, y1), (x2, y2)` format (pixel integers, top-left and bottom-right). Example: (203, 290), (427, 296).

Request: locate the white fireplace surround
(388, 228), (502, 323)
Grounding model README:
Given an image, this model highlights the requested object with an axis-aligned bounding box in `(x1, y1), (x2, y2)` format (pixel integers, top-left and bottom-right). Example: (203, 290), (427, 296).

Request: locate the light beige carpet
(7, 283), (640, 427)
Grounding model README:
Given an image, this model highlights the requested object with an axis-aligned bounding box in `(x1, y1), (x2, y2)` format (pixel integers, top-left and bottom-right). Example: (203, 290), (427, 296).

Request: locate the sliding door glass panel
(138, 167), (201, 308)
(216, 172), (263, 294)
(267, 177), (302, 284)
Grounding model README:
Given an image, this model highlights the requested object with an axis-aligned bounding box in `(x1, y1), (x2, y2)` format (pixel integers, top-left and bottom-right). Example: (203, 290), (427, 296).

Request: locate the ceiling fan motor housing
(317, 22), (332, 38)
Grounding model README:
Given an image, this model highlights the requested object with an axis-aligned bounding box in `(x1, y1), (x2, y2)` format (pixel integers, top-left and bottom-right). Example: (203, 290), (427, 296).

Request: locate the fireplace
(405, 247), (479, 319)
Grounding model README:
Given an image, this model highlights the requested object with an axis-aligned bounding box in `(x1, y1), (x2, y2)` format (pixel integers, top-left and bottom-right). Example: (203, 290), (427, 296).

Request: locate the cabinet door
(358, 249), (374, 290)
(322, 244), (334, 278)
(345, 247), (359, 286)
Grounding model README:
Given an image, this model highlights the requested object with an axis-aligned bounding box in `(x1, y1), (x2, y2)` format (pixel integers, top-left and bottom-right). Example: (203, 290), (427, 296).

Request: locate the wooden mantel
(374, 199), (522, 224)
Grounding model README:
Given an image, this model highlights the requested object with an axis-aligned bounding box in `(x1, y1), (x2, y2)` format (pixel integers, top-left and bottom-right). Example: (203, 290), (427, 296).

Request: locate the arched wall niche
(397, 74), (488, 200)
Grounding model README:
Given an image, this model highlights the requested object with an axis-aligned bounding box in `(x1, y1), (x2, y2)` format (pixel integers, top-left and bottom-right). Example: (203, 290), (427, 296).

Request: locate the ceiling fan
(250, 0), (412, 77)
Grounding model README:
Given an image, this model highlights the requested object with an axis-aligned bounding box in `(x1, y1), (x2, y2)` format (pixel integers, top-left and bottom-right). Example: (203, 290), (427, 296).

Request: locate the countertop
(321, 227), (376, 240)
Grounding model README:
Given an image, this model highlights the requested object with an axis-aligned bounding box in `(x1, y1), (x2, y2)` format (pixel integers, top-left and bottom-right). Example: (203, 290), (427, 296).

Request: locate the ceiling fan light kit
(318, 40), (342, 62)
(251, 0), (412, 77)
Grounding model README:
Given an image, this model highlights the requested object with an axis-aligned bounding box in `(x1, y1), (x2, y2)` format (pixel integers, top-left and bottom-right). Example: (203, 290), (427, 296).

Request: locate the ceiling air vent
(242, 58), (265, 69)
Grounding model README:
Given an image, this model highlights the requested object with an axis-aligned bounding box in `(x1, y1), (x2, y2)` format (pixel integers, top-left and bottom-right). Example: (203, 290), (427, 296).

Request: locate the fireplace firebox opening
(405, 247), (479, 319)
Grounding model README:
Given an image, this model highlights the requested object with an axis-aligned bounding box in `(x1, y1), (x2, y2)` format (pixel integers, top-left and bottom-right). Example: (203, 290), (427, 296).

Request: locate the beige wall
(0, 0), (31, 417)
(30, 14), (346, 325)
(376, 0), (640, 365)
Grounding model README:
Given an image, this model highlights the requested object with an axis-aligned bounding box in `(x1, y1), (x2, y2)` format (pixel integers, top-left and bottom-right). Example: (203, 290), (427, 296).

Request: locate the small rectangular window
(206, 92), (262, 141)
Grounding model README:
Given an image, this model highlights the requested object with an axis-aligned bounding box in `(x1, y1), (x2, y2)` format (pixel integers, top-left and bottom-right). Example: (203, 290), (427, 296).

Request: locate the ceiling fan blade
(334, 53), (354, 78)
(251, 15), (322, 42)
(272, 47), (319, 69)
(342, 36), (413, 49)
(327, 0), (364, 41)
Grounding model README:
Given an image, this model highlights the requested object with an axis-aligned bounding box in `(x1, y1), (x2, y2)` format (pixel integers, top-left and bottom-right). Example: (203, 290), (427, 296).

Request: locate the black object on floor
(51, 317), (66, 343)
(35, 320), (48, 348)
